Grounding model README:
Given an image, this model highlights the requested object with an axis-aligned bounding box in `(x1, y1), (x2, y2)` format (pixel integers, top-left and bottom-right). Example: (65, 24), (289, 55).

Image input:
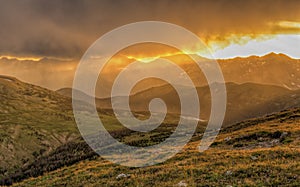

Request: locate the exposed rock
(224, 137), (231, 142)
(225, 170), (233, 176)
(280, 132), (289, 139)
(270, 139), (280, 145)
(250, 156), (258, 160)
(176, 180), (187, 187)
(116, 173), (131, 179)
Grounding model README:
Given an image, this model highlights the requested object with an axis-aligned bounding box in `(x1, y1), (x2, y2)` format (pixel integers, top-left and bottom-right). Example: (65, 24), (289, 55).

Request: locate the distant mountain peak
(261, 52), (292, 60)
(223, 52), (294, 61)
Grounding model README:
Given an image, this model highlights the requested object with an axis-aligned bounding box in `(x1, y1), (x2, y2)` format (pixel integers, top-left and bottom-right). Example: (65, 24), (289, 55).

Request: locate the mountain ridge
(1, 75), (299, 184)
(57, 82), (300, 126)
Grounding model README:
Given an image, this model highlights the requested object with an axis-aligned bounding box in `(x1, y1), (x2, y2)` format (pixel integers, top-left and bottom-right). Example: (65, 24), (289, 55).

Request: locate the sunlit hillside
(2, 108), (299, 186)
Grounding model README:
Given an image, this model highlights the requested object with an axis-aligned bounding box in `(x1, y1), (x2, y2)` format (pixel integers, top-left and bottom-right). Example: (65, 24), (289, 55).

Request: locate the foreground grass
(11, 109), (300, 186)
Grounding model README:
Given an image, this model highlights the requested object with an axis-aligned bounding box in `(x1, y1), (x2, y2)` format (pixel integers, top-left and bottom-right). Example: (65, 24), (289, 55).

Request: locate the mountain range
(93, 53), (300, 97)
(0, 52), (300, 185)
(58, 82), (300, 126)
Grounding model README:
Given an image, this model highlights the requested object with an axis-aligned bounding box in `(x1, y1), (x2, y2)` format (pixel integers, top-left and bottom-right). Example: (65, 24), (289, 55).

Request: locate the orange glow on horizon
(0, 55), (42, 62)
(122, 50), (199, 63)
(118, 33), (300, 62)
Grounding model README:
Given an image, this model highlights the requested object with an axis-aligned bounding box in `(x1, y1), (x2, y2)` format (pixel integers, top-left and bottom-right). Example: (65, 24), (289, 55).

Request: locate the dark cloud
(0, 0), (300, 58)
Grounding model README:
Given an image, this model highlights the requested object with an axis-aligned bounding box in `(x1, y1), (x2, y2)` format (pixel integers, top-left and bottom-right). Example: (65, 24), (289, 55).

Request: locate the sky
(0, 0), (300, 90)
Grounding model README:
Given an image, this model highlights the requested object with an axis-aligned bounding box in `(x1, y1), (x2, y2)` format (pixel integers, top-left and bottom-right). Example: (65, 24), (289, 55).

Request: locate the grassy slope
(0, 75), (181, 179)
(0, 76), (126, 175)
(0, 76), (77, 174)
(12, 108), (300, 187)
(1, 75), (299, 186)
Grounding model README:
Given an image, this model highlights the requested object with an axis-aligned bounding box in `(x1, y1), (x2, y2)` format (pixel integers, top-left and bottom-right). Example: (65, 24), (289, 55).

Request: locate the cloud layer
(1, 0), (300, 58)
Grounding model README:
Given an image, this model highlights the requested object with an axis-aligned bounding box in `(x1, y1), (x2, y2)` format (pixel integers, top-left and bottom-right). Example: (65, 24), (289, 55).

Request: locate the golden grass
(12, 111), (300, 187)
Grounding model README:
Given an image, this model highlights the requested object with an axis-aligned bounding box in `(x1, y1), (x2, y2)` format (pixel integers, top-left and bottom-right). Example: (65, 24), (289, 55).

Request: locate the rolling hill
(0, 75), (79, 174)
(58, 82), (300, 126)
(3, 107), (299, 186)
(1, 74), (299, 186)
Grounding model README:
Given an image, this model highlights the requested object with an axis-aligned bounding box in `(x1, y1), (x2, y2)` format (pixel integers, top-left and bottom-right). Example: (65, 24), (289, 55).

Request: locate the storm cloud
(0, 0), (300, 59)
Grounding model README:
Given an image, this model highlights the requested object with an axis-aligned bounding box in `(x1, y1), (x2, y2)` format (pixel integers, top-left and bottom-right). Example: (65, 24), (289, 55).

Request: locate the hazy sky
(0, 0), (300, 59)
(0, 0), (300, 90)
